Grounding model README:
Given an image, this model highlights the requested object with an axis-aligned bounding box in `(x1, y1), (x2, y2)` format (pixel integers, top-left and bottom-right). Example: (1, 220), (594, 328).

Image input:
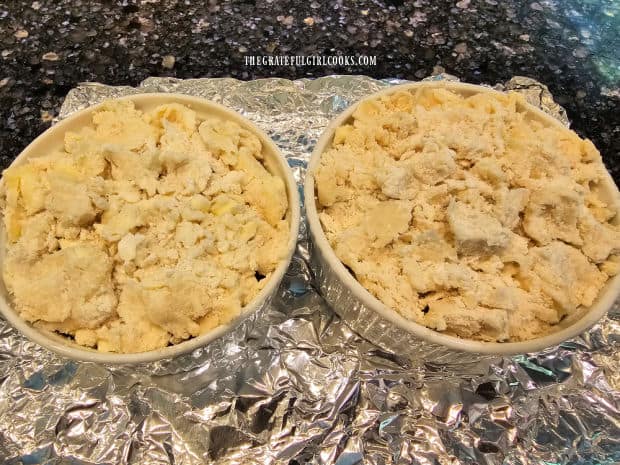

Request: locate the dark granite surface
(0, 0), (618, 182)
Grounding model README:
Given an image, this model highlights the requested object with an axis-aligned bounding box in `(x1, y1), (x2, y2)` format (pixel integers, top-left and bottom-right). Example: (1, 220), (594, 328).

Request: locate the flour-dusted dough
(315, 87), (619, 342)
(2, 100), (289, 353)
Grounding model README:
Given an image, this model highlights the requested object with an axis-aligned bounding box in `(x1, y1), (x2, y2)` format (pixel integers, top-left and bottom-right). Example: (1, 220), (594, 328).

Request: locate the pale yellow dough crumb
(315, 87), (620, 342)
(1, 100), (289, 353)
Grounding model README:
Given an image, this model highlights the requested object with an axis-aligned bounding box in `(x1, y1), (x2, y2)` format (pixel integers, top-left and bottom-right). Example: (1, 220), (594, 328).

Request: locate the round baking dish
(305, 81), (620, 355)
(0, 93), (300, 364)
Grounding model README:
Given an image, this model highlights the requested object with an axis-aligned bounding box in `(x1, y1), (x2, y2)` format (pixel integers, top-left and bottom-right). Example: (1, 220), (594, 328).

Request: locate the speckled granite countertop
(0, 0), (618, 181)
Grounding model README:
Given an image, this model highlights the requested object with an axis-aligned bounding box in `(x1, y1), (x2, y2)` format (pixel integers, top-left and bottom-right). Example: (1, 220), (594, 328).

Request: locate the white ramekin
(305, 81), (620, 355)
(0, 93), (300, 364)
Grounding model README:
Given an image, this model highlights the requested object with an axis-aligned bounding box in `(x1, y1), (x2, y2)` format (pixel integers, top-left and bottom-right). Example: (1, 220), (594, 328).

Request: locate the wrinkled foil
(1, 76), (618, 465)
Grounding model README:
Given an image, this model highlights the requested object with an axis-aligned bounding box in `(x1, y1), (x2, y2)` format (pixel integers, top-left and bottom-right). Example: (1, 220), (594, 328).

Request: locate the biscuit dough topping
(2, 100), (290, 353)
(315, 87), (620, 341)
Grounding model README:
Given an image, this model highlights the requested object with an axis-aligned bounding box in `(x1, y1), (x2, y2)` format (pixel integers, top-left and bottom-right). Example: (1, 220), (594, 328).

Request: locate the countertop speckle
(0, 0), (618, 181)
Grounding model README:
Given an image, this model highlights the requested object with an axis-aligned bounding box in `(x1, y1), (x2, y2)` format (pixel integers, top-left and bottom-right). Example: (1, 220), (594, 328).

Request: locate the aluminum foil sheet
(1, 75), (619, 465)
